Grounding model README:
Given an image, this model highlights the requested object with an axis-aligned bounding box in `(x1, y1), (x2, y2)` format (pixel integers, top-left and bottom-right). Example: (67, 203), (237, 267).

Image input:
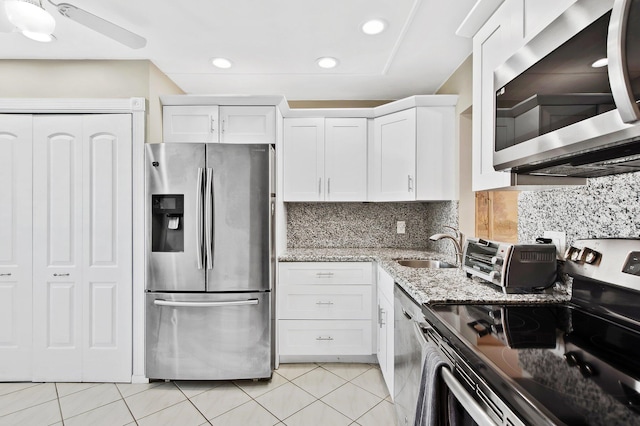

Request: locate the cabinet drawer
(279, 285), (372, 320)
(279, 262), (373, 285)
(278, 320), (373, 356)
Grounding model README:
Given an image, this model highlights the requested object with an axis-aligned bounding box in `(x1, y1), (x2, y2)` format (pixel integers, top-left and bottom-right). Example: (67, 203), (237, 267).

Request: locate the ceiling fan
(2, 0), (146, 48)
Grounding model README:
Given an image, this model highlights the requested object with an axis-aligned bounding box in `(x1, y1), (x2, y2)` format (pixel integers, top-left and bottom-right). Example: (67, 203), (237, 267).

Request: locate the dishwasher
(394, 284), (428, 426)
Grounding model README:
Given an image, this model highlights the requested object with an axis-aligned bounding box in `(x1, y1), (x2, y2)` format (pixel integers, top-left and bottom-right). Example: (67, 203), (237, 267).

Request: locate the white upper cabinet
(324, 118), (368, 201)
(219, 106), (276, 144)
(0, 115), (33, 381)
(370, 109), (416, 201)
(163, 105), (276, 144)
(163, 105), (219, 143)
(370, 107), (457, 201)
(284, 117), (368, 202)
(283, 118), (324, 201)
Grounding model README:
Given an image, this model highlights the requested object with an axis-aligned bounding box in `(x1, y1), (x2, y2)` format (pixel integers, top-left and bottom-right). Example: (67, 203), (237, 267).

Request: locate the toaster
(462, 238), (557, 293)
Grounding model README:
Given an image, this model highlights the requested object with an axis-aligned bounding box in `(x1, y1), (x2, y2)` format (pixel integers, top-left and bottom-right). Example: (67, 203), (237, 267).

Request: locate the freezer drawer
(146, 292), (272, 380)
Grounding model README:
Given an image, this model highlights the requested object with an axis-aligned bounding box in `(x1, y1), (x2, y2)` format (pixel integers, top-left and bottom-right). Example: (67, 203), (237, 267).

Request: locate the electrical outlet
(396, 221), (406, 234)
(543, 231), (566, 259)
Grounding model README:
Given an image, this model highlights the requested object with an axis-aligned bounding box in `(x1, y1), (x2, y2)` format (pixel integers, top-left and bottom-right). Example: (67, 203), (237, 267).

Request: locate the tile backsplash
(519, 171), (640, 245)
(286, 202), (458, 255)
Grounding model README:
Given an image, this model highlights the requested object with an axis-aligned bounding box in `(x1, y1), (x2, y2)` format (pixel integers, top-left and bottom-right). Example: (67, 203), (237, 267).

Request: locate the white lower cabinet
(278, 262), (374, 358)
(0, 113), (133, 382)
(377, 266), (394, 397)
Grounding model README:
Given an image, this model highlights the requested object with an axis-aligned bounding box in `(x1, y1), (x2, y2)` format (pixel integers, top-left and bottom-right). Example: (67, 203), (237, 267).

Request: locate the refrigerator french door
(145, 143), (273, 380)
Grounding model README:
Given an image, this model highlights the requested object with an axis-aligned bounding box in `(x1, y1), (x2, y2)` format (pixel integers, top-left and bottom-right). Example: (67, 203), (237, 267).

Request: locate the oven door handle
(441, 367), (498, 426)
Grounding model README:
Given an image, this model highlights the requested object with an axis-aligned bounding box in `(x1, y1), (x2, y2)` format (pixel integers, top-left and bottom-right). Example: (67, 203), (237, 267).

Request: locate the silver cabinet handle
(205, 167), (214, 270)
(154, 299), (259, 308)
(316, 272), (334, 278)
(327, 178), (331, 195)
(318, 177), (322, 196)
(210, 116), (216, 133)
(222, 119), (226, 134)
(380, 308), (386, 326)
(441, 368), (498, 426)
(609, 0), (640, 123)
(315, 301), (334, 305)
(316, 336), (334, 341)
(196, 167), (204, 270)
(53, 273), (70, 277)
(408, 175), (413, 192)
(0, 273), (12, 276)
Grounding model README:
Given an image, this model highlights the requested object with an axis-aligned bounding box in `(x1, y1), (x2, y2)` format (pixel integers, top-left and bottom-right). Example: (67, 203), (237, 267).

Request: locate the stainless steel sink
(396, 259), (456, 269)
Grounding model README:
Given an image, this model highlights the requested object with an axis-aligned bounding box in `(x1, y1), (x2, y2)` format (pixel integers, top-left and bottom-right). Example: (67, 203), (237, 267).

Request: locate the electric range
(422, 238), (640, 425)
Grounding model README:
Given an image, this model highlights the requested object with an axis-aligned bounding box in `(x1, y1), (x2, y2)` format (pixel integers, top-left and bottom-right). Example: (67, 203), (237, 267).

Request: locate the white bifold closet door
(32, 114), (132, 382)
(0, 115), (33, 381)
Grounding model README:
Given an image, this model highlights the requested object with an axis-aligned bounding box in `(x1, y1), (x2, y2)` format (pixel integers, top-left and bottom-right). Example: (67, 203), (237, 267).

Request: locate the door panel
(206, 144), (270, 291)
(0, 114), (32, 381)
(146, 143), (205, 292)
(33, 115), (83, 381)
(33, 114), (132, 382)
(82, 114), (132, 382)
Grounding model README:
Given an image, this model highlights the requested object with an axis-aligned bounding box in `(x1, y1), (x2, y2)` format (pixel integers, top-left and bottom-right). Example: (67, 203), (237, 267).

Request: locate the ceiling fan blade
(56, 3), (146, 49)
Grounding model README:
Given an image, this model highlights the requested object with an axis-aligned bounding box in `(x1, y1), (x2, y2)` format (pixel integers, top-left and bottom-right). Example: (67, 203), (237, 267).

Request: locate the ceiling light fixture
(316, 57), (338, 69)
(592, 57), (608, 68)
(4, 0), (55, 42)
(212, 57), (232, 69)
(361, 19), (387, 35)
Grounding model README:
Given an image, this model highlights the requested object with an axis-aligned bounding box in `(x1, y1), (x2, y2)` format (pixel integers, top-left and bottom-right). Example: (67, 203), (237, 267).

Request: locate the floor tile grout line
(114, 380), (138, 425)
(57, 383), (125, 423)
(174, 381), (216, 425)
(53, 383), (65, 426)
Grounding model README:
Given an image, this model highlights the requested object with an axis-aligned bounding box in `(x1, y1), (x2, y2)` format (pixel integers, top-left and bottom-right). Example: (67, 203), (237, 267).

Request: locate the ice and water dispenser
(151, 194), (184, 252)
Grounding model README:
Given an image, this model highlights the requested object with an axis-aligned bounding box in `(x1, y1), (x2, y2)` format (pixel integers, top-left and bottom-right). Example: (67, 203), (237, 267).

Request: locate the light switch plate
(543, 231), (566, 259)
(397, 221), (406, 234)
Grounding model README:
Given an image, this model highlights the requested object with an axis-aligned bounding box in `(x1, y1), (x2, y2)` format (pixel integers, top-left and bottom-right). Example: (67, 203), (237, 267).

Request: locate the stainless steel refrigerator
(145, 143), (274, 380)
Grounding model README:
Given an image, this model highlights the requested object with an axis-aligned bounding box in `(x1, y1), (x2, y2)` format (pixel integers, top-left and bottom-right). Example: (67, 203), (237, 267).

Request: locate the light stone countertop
(279, 248), (571, 306)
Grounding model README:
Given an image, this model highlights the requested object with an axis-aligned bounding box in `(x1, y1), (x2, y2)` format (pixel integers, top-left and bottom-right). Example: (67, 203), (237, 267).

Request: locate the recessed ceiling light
(361, 19), (387, 35)
(592, 58), (608, 68)
(212, 57), (232, 69)
(316, 57), (338, 69)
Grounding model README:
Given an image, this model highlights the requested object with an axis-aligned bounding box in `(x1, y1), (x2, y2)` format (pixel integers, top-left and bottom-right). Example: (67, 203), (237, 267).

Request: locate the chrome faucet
(429, 226), (464, 267)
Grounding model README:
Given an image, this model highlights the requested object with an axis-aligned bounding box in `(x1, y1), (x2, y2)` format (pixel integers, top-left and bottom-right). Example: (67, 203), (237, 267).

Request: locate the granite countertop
(279, 248), (571, 305)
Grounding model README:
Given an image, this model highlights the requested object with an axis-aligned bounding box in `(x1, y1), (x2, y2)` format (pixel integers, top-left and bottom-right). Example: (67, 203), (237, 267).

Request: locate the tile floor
(0, 363), (396, 426)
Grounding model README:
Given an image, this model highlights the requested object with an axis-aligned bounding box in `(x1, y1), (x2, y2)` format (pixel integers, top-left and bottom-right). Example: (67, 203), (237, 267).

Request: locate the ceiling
(0, 0), (476, 100)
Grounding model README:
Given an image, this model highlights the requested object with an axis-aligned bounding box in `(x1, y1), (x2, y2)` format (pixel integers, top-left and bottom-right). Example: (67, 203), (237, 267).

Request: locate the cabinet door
(324, 118), (367, 201)
(219, 106), (276, 144)
(0, 115), (33, 381)
(472, 5), (519, 191)
(377, 267), (394, 397)
(163, 105), (219, 143)
(283, 118), (325, 201)
(371, 109), (416, 201)
(32, 115), (84, 381)
(415, 107), (457, 200)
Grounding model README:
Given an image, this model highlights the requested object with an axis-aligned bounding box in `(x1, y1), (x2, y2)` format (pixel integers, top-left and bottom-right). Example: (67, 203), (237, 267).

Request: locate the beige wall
(436, 55), (474, 240)
(0, 59), (184, 141)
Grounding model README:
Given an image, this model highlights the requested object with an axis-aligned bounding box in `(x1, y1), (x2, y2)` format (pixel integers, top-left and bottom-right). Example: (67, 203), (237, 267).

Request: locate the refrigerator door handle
(154, 299), (259, 308)
(205, 167), (214, 269)
(196, 167), (204, 269)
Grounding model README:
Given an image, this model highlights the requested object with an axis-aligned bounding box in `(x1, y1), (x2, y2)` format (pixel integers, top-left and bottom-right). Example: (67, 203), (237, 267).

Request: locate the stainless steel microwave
(493, 0), (640, 178)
